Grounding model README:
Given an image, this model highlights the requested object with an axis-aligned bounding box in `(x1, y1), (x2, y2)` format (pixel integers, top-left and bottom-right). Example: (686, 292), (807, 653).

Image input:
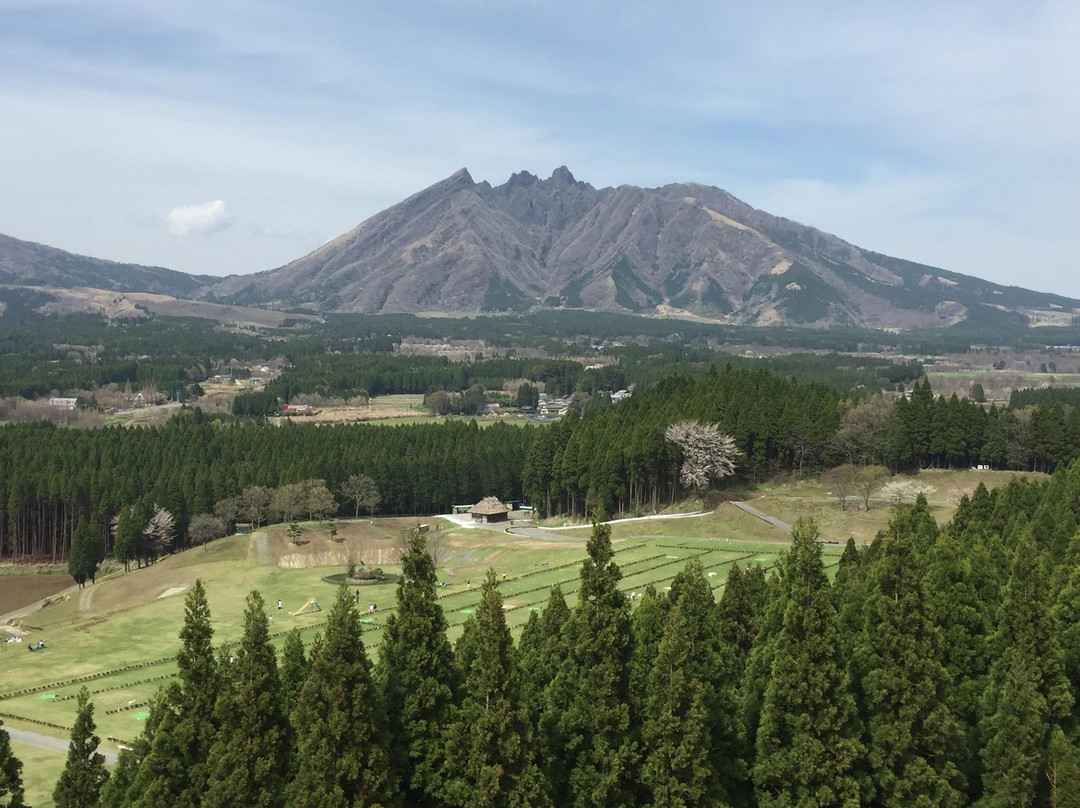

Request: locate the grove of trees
(24, 462), (1080, 805)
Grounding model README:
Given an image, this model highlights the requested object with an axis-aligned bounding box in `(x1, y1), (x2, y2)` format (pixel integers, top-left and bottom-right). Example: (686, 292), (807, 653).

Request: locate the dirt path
(5, 726), (118, 763)
(78, 581), (97, 615)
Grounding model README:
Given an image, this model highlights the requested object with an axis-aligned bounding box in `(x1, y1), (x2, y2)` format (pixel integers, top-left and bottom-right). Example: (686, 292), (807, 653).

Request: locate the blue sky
(2, 0), (1079, 296)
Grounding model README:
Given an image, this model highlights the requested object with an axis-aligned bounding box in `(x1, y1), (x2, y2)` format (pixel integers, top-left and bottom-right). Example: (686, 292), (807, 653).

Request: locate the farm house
(468, 496), (509, 523)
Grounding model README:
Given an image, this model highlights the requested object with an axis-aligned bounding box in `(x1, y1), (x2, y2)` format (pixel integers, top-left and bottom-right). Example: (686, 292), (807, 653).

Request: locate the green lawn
(11, 739), (66, 808)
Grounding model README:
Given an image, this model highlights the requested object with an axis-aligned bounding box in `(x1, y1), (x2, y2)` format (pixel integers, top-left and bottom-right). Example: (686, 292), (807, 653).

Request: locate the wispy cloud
(165, 200), (232, 237)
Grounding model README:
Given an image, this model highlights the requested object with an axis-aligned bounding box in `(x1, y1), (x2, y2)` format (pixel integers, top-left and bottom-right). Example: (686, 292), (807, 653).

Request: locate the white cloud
(165, 200), (232, 237)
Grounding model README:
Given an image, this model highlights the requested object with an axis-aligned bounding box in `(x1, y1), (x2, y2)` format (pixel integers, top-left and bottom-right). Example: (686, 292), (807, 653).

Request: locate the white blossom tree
(144, 505), (175, 561)
(664, 420), (740, 492)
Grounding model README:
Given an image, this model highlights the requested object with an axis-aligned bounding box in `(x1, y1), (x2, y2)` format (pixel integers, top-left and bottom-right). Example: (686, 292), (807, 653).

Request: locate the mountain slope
(0, 232), (216, 297)
(202, 168), (1080, 328)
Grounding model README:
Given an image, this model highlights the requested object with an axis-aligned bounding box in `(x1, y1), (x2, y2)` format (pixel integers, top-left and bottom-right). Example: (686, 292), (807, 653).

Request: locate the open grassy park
(0, 466), (1042, 805)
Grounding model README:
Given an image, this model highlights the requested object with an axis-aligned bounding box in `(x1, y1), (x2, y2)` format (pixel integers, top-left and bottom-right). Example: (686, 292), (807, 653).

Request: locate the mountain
(201, 167), (1080, 329)
(0, 232), (215, 297)
(3, 170), (1078, 329)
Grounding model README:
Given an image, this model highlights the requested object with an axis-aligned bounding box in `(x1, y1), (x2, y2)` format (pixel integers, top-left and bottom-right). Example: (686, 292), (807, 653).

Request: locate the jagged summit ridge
(199, 167), (1078, 327)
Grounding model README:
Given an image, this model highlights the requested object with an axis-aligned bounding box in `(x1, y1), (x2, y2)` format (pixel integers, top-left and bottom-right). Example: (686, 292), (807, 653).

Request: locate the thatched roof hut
(469, 496), (510, 523)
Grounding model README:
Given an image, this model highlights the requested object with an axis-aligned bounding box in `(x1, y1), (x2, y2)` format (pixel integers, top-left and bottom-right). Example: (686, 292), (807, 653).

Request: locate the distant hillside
(0, 232), (215, 297)
(201, 168), (1080, 329)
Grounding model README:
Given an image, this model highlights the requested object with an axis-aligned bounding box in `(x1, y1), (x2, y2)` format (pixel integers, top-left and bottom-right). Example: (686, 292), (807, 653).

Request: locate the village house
(468, 496), (510, 523)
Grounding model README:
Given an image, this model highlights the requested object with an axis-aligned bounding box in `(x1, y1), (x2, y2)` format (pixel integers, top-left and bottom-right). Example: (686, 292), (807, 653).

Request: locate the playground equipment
(291, 597), (322, 617)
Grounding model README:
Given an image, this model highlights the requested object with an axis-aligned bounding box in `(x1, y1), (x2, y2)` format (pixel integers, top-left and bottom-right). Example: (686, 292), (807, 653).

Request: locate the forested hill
(5, 366), (1080, 563)
(35, 465), (1080, 807)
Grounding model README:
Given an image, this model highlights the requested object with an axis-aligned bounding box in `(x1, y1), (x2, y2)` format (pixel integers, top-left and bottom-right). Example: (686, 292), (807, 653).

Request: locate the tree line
(10, 364), (1080, 562)
(15, 464), (1080, 806)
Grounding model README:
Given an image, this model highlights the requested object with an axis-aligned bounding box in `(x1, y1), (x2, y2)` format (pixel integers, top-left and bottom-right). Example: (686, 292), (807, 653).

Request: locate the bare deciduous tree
(272, 484), (308, 524)
(188, 514), (228, 547)
(664, 420), (740, 491)
(213, 495), (243, 524)
(854, 465), (890, 511)
(307, 485), (337, 523)
(823, 465), (858, 511)
(341, 474), (381, 520)
(241, 486), (273, 528)
(832, 398), (892, 466)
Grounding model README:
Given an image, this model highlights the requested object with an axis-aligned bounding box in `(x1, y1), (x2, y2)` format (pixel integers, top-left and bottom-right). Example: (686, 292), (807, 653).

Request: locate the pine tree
(287, 585), (396, 807)
(377, 527), (455, 806)
(130, 578), (219, 807)
(541, 522), (636, 806)
(205, 591), (290, 808)
(753, 518), (864, 808)
(520, 585), (571, 746)
(279, 628), (309, 717)
(980, 533), (1073, 806)
(717, 562), (767, 691)
(1046, 727), (1080, 808)
(854, 528), (965, 806)
(0, 718), (27, 808)
(642, 560), (741, 807)
(67, 517), (96, 588)
(979, 653), (1048, 807)
(925, 525), (994, 800)
(628, 585), (667, 724)
(97, 685), (168, 808)
(442, 570), (551, 808)
(53, 686), (110, 808)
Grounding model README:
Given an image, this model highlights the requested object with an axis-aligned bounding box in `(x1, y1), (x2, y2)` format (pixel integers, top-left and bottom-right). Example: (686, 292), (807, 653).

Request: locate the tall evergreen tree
(287, 585), (396, 807)
(97, 685), (168, 808)
(642, 560), (741, 807)
(629, 585), (667, 725)
(205, 590), (290, 808)
(67, 517), (96, 587)
(1045, 727), (1080, 808)
(753, 519), (864, 808)
(980, 533), (1073, 806)
(130, 578), (219, 808)
(925, 525), (995, 800)
(53, 686), (110, 808)
(442, 570), (551, 808)
(854, 527), (965, 806)
(279, 628), (309, 717)
(520, 585), (571, 744)
(717, 563), (767, 691)
(541, 522), (636, 807)
(377, 528), (455, 807)
(0, 718), (26, 808)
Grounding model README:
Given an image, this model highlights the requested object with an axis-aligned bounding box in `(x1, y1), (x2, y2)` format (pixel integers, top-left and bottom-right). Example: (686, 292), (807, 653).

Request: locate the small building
(283, 403), (316, 415)
(452, 504), (475, 514)
(235, 523), (253, 534)
(469, 497), (510, 523)
(49, 397), (78, 410)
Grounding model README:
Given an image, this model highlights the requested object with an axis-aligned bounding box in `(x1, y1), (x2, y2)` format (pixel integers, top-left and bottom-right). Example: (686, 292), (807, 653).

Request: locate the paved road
(4, 726), (119, 764)
(731, 500), (794, 532)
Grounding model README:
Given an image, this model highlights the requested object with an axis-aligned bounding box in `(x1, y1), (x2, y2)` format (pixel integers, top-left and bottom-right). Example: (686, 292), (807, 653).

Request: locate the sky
(2, 0), (1079, 296)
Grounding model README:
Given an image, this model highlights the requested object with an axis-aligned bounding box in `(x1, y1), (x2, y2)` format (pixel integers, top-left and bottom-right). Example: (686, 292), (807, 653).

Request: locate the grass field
(11, 739), (65, 808)
(0, 465), (1044, 798)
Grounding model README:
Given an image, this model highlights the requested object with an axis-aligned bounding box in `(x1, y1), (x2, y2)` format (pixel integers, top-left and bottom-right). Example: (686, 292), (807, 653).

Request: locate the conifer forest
(11, 471), (1080, 807)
